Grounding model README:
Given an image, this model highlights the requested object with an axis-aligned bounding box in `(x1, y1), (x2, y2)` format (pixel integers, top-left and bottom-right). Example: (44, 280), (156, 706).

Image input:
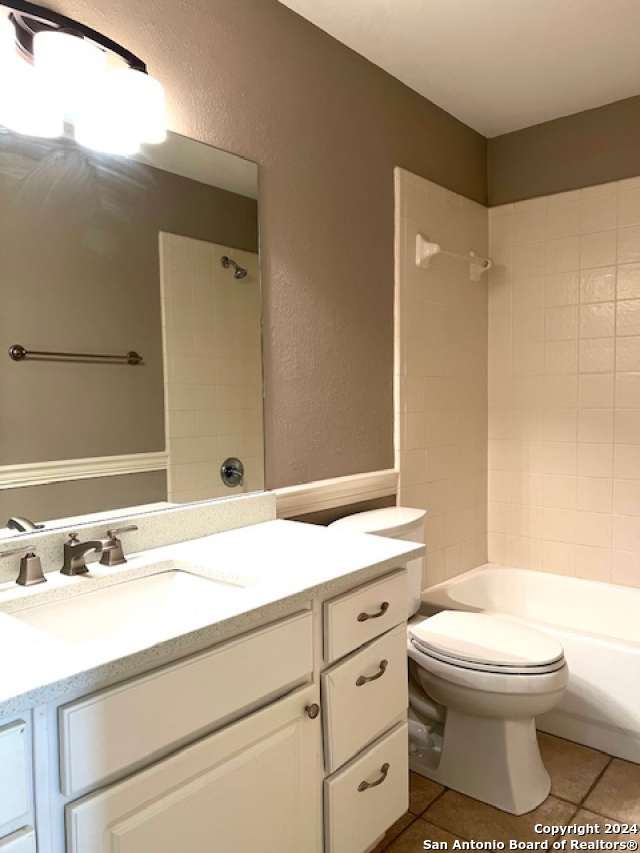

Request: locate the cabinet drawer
(323, 569), (406, 663)
(324, 722), (408, 853)
(322, 623), (408, 772)
(60, 611), (313, 797)
(0, 721), (29, 827)
(0, 828), (36, 853)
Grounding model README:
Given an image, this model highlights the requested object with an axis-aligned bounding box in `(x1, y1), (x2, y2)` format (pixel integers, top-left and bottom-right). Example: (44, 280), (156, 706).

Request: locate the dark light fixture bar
(1, 0), (147, 71)
(8, 344), (143, 365)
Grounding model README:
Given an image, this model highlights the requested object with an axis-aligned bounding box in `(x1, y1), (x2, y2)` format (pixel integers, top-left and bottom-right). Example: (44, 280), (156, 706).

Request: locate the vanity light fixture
(0, 0), (167, 155)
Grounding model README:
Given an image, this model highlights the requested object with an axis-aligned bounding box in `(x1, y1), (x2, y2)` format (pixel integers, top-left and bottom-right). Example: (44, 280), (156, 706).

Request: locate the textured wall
(52, 0), (486, 489)
(488, 179), (640, 589)
(395, 170), (488, 586)
(488, 96), (640, 206)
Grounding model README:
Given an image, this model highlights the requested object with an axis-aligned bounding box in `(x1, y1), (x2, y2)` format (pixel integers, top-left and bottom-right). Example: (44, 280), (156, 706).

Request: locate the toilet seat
(409, 611), (565, 676)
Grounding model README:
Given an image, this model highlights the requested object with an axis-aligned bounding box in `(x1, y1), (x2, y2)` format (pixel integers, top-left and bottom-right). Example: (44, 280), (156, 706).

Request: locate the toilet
(329, 507), (569, 815)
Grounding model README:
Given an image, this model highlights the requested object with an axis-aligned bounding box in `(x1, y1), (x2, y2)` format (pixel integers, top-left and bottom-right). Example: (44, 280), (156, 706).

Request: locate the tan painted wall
(488, 96), (640, 206)
(0, 471), (167, 525)
(52, 0), (487, 489)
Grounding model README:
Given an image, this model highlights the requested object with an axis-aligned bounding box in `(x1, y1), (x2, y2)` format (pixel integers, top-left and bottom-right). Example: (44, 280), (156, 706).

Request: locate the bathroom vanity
(0, 517), (422, 853)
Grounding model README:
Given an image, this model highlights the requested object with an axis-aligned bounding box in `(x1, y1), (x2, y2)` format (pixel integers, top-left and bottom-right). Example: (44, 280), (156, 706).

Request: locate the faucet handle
(0, 546), (46, 587)
(67, 531), (80, 543)
(107, 524), (139, 538)
(100, 525), (138, 567)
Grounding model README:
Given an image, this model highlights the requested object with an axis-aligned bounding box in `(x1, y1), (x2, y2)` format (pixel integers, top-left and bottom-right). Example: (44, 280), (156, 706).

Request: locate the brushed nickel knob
(305, 703), (320, 719)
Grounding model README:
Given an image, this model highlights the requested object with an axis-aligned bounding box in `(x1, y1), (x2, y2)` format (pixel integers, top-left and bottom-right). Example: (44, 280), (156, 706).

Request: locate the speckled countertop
(0, 520), (423, 716)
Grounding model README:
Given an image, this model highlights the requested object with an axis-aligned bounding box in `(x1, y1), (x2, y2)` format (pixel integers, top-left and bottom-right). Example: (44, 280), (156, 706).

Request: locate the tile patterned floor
(372, 733), (640, 852)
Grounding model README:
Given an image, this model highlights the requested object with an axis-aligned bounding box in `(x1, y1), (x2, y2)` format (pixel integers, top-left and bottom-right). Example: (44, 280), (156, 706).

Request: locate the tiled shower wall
(395, 169), (488, 586)
(160, 232), (264, 503)
(488, 178), (640, 587)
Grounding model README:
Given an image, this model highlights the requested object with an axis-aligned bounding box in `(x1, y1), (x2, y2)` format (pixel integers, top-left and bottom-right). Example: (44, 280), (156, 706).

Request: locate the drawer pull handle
(305, 703), (320, 719)
(357, 601), (389, 622)
(356, 659), (388, 686)
(358, 762), (390, 792)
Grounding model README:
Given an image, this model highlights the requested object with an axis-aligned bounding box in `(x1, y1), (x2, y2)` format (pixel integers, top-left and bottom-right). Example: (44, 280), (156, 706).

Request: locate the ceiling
(278, 0), (640, 137)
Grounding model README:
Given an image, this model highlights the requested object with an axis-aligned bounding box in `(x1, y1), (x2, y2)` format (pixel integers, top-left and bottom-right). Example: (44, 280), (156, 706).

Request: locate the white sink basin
(12, 570), (246, 651)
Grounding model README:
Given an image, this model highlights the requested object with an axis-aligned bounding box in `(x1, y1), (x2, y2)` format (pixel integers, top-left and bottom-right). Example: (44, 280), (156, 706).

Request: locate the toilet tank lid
(410, 611), (564, 668)
(329, 506), (427, 537)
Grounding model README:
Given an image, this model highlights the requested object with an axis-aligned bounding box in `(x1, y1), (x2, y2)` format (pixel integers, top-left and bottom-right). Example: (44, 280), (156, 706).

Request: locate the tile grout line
(377, 813), (421, 853)
(418, 786), (449, 819)
(579, 755), (614, 806)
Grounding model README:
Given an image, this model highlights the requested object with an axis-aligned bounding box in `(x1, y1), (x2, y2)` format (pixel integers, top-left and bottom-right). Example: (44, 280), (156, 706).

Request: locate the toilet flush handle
(357, 601), (389, 622)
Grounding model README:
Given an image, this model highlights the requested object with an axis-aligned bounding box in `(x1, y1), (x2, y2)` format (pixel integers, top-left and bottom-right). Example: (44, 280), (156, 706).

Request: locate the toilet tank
(329, 507), (426, 617)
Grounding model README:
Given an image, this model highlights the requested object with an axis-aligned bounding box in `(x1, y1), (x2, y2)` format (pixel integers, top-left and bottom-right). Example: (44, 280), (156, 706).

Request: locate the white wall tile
(579, 185), (617, 234)
(489, 176), (640, 585)
(618, 186), (640, 228)
(397, 169), (487, 585)
(580, 267), (616, 303)
(617, 263), (640, 299)
(160, 233), (263, 503)
(577, 409), (614, 443)
(618, 225), (640, 264)
(546, 237), (580, 274)
(580, 230), (617, 269)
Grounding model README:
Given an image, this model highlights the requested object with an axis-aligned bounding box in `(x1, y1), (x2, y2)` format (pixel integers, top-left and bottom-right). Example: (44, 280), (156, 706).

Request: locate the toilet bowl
(408, 610), (568, 814)
(329, 507), (569, 815)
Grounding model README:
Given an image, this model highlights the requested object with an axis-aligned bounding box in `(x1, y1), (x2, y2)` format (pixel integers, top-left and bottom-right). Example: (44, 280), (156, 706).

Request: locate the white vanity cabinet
(1, 553), (416, 853)
(0, 718), (34, 853)
(66, 684), (321, 853)
(0, 829), (36, 853)
(0, 721), (29, 828)
(321, 569), (410, 853)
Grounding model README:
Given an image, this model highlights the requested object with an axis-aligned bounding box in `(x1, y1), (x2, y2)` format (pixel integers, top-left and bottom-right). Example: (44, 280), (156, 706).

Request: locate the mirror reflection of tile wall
(160, 233), (264, 502)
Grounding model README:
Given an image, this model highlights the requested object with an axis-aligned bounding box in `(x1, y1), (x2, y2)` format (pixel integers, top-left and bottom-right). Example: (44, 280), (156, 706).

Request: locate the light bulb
(111, 67), (167, 144)
(74, 68), (140, 155)
(0, 23), (63, 138)
(34, 30), (106, 119)
(75, 113), (140, 156)
(74, 66), (167, 155)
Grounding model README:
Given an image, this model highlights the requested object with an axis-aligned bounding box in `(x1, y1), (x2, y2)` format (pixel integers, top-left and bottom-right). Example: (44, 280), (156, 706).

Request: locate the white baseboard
(273, 469), (398, 518)
(0, 451), (169, 490)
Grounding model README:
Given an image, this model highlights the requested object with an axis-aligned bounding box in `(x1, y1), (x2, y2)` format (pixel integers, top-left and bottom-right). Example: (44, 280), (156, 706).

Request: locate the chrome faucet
(60, 525), (139, 576)
(7, 516), (44, 533)
(60, 532), (104, 576)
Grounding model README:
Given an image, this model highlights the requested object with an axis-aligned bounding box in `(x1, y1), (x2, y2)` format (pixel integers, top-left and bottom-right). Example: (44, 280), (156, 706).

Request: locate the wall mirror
(0, 125), (263, 538)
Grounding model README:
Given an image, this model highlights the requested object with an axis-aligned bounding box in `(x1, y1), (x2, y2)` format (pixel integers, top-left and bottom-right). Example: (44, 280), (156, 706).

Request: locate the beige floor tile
(564, 809), (633, 842)
(385, 819), (461, 852)
(409, 772), (445, 815)
(539, 733), (610, 803)
(425, 790), (577, 842)
(585, 759), (640, 823)
(370, 813), (416, 853)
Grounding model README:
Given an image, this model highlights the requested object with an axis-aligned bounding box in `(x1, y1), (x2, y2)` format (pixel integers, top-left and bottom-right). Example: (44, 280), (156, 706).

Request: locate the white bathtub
(421, 564), (640, 762)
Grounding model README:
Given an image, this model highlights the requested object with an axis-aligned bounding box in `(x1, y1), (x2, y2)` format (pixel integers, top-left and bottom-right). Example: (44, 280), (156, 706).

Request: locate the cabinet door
(0, 829), (36, 853)
(67, 685), (322, 853)
(0, 721), (29, 828)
